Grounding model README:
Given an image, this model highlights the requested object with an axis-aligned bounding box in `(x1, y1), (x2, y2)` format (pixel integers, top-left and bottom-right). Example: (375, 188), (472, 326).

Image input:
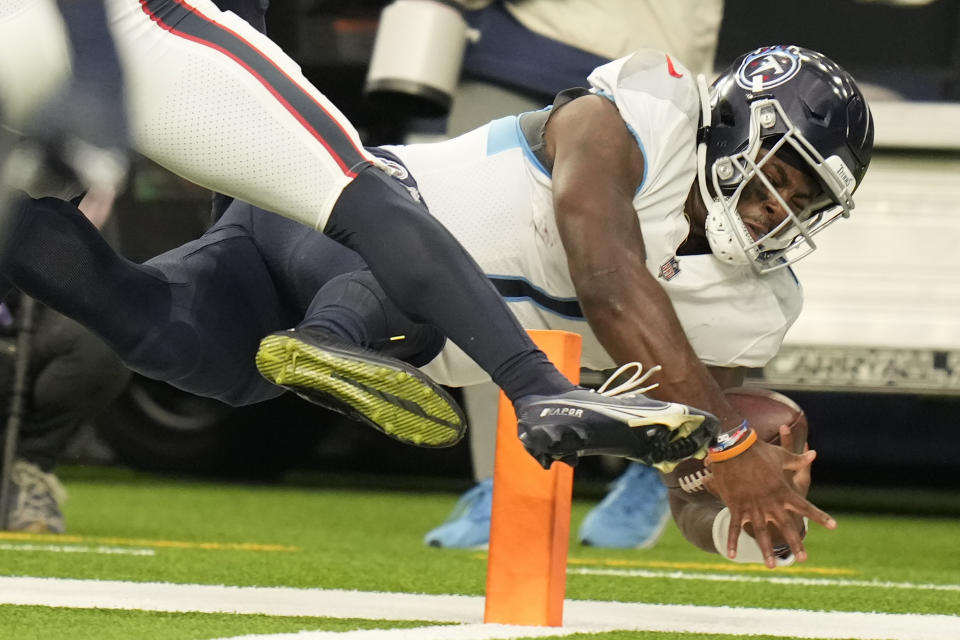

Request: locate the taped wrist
(707, 420), (757, 463)
(711, 507), (800, 567)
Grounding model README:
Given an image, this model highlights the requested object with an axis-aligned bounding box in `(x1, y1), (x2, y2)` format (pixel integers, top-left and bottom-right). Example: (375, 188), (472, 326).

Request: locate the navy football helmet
(696, 45), (874, 273)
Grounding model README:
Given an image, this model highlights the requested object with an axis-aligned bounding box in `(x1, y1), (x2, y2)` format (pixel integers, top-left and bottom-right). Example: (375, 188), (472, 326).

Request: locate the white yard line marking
(213, 624), (600, 640)
(0, 577), (483, 621)
(0, 577), (957, 640)
(566, 556), (856, 576)
(0, 543), (154, 556)
(571, 567), (960, 592)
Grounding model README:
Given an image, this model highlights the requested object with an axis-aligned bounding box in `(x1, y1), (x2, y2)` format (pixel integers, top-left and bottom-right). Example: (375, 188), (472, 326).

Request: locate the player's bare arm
(545, 95), (745, 429)
(545, 95), (831, 567)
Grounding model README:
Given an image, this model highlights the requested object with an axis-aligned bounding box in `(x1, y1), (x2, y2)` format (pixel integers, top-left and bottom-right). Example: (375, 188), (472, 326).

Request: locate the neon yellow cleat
(256, 327), (465, 448)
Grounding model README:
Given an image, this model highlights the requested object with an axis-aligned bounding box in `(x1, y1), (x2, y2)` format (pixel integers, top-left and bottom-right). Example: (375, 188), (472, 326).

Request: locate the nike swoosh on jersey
(665, 54), (684, 79)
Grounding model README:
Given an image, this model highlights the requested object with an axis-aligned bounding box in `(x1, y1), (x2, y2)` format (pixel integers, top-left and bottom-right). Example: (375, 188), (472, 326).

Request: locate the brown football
(662, 387), (808, 495)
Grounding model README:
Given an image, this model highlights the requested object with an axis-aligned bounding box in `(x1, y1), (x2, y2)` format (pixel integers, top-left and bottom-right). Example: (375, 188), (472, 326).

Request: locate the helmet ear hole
(717, 101), (737, 128)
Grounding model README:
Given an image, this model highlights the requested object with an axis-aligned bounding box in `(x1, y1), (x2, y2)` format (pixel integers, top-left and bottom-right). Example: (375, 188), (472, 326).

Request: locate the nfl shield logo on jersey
(735, 46), (801, 91)
(658, 256), (681, 281)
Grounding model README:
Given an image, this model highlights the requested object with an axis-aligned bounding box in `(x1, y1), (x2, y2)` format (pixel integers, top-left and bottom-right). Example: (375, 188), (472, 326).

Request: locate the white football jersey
(387, 50), (802, 387)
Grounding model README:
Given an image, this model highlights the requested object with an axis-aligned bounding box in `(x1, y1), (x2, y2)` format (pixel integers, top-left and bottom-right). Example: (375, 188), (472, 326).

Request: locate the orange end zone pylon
(484, 330), (582, 627)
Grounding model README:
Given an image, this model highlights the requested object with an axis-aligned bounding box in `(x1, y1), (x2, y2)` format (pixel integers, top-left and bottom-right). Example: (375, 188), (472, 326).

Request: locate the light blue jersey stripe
(485, 115), (520, 155)
(485, 115), (551, 178)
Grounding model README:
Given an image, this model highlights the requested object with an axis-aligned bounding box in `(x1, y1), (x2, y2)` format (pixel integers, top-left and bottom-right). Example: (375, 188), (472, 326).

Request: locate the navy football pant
(0, 196), (444, 406)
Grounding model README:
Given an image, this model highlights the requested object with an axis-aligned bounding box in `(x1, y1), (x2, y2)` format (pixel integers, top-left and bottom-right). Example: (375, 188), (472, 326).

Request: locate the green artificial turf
(0, 606), (852, 640)
(0, 465), (956, 639)
(0, 606), (433, 640)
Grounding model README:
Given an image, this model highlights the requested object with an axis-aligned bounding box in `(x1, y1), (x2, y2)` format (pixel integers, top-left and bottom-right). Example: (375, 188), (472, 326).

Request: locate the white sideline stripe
(571, 567), (960, 592)
(0, 577), (482, 621)
(214, 624), (600, 640)
(0, 577), (958, 640)
(0, 543), (154, 556)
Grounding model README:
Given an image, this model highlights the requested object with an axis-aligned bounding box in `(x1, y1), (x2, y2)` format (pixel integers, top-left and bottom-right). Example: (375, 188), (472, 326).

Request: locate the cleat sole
(256, 333), (465, 448)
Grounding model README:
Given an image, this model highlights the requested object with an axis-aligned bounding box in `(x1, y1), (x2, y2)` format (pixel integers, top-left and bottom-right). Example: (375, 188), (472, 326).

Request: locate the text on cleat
(539, 407), (584, 418)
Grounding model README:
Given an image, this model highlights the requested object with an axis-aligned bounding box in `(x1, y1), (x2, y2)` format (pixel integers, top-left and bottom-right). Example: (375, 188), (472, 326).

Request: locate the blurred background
(17, 0), (958, 514)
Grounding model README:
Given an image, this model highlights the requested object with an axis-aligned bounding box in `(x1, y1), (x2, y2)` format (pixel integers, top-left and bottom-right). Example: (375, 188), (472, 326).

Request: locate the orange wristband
(707, 428), (757, 463)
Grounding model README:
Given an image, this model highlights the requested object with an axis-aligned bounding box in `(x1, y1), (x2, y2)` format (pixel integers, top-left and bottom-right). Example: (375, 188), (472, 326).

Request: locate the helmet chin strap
(695, 74), (752, 267)
(704, 200), (753, 266)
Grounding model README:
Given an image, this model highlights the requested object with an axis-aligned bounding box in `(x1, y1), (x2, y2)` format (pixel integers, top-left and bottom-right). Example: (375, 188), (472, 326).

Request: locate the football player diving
(0, 40), (872, 566)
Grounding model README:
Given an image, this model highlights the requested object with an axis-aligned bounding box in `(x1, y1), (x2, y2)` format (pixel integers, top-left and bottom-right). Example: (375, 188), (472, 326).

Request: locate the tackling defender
(0, 0), (717, 473)
(0, 42), (871, 565)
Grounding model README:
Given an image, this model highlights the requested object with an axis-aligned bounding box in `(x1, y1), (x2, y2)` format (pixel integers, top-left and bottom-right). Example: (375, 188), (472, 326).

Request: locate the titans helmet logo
(735, 46), (801, 92)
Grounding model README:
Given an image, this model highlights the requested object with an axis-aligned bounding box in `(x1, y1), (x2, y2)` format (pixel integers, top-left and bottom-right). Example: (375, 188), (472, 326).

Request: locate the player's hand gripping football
(737, 425), (812, 555)
(703, 437), (835, 569)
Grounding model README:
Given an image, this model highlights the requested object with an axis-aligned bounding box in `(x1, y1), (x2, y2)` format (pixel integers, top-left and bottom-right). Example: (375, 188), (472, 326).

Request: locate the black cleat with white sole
(516, 387), (719, 472)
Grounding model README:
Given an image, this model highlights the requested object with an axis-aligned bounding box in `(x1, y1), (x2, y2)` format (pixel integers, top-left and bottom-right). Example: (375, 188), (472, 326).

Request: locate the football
(662, 387), (808, 495)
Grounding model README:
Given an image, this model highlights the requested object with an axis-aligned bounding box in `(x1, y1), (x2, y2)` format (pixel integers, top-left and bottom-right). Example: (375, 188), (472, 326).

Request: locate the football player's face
(737, 150), (821, 241)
